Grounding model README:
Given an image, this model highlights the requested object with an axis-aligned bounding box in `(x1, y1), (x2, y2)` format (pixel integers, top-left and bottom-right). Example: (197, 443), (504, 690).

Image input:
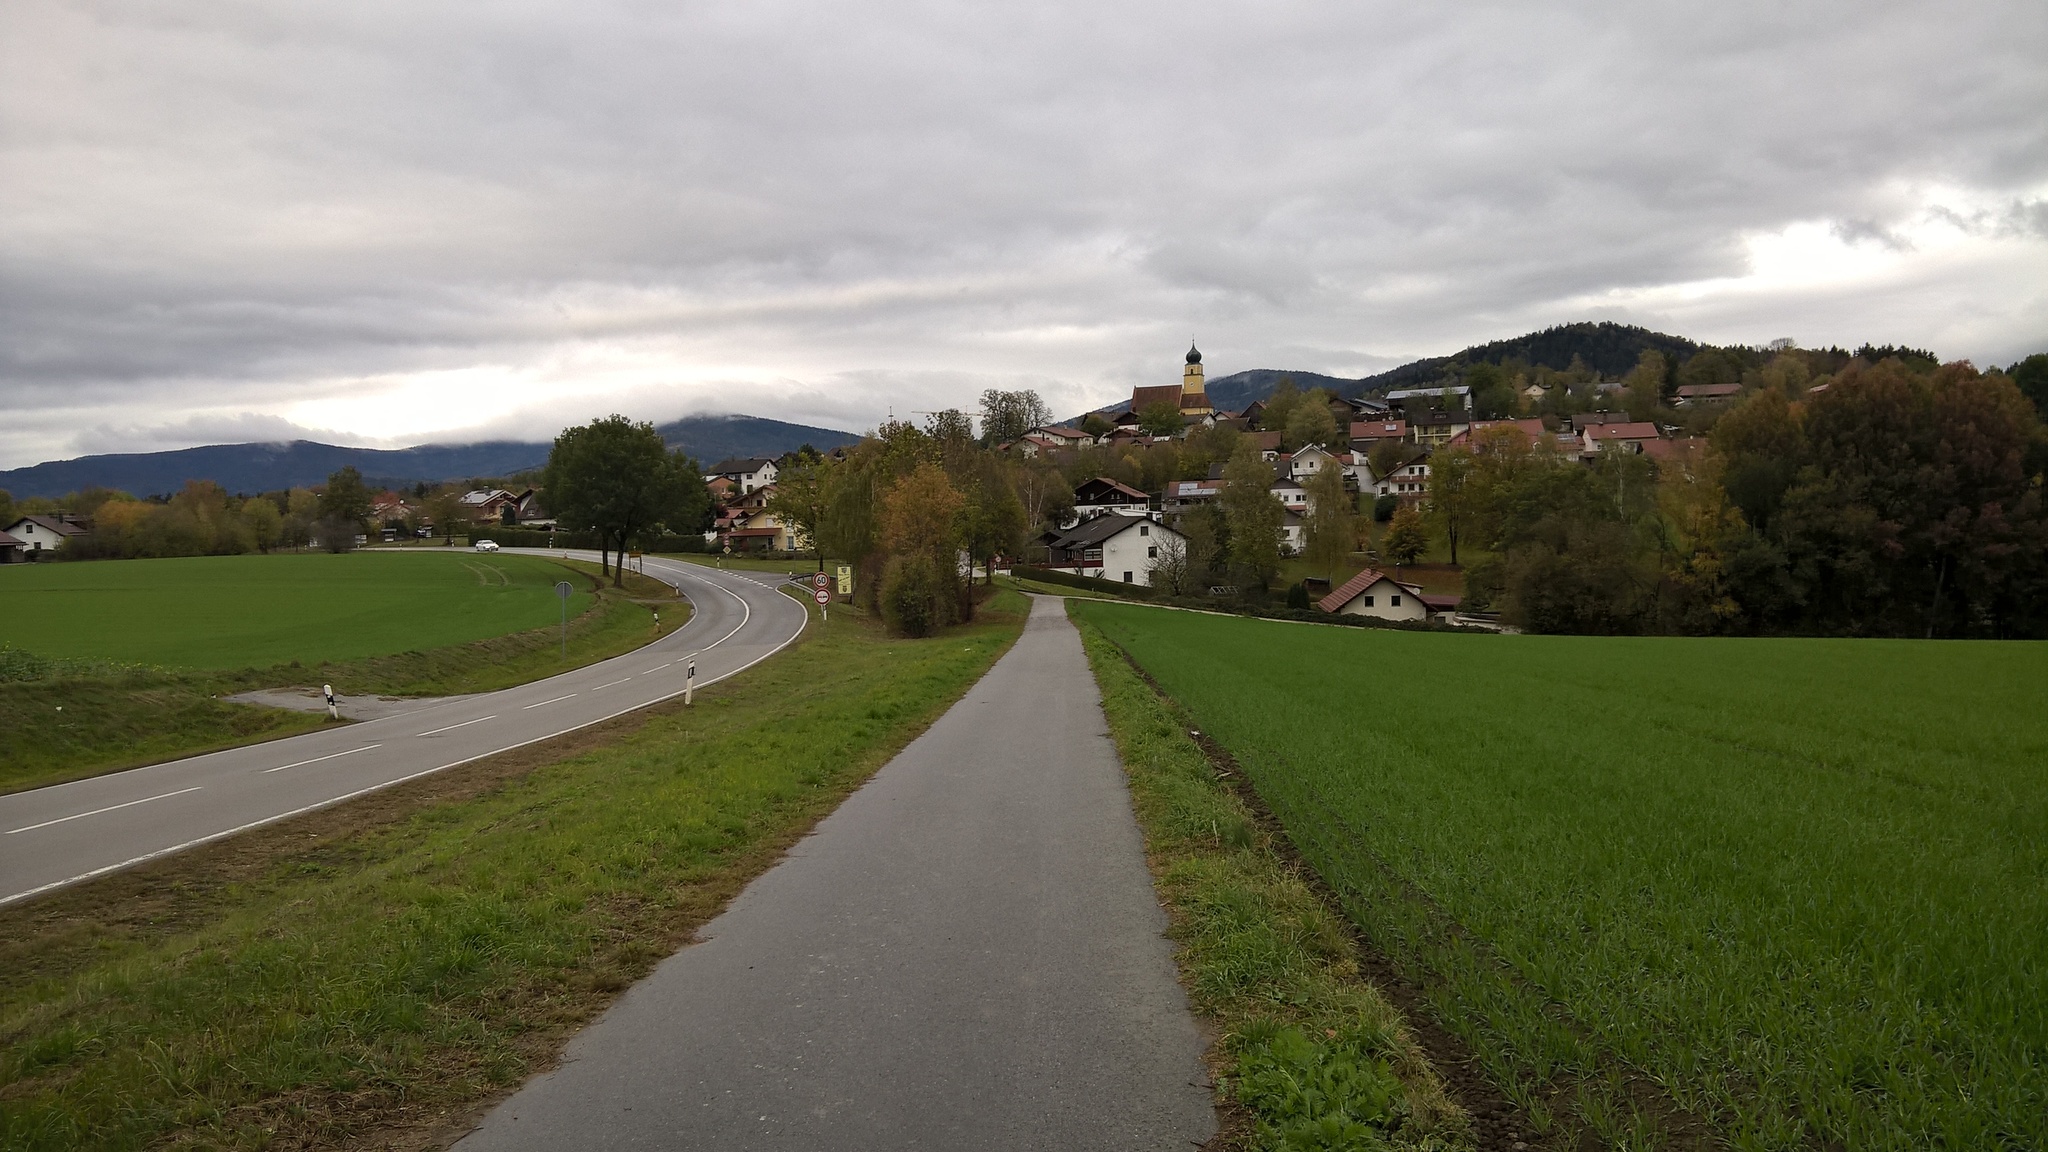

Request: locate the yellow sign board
(835, 565), (853, 595)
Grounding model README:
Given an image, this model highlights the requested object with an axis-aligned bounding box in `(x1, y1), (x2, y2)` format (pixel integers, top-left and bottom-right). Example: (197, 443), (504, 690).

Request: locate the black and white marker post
(555, 580), (573, 659)
(323, 683), (338, 720)
(686, 653), (697, 706)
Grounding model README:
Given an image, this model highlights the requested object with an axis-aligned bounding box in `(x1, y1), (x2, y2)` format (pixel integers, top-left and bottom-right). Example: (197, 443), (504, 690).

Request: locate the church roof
(1186, 342), (1202, 365)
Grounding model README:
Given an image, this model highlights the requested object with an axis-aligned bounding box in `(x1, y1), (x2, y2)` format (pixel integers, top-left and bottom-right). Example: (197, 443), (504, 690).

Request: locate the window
(1139, 525), (1149, 536)
(1391, 595), (1402, 606)
(1362, 595), (1373, 607)
(1147, 546), (1157, 558)
(1122, 571), (1133, 582)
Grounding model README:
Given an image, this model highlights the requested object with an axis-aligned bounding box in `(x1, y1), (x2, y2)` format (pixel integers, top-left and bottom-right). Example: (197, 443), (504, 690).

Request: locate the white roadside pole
(686, 653), (697, 706)
(556, 580), (573, 659)
(323, 683), (338, 720)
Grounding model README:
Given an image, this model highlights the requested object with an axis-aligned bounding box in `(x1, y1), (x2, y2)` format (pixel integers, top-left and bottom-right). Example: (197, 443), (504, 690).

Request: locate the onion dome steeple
(1186, 342), (1202, 365)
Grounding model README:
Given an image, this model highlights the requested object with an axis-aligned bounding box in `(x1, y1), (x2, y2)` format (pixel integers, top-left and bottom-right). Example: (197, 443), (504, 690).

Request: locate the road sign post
(556, 580), (573, 658)
(813, 585), (830, 622)
(835, 565), (852, 596)
(323, 683), (337, 720)
(686, 653), (697, 705)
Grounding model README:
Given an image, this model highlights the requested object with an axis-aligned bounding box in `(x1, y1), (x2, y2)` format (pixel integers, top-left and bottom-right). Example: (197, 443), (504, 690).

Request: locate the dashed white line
(647, 662), (673, 672)
(418, 715), (496, 737)
(522, 693), (578, 709)
(262, 744), (383, 774)
(591, 677), (633, 691)
(7, 786), (206, 835)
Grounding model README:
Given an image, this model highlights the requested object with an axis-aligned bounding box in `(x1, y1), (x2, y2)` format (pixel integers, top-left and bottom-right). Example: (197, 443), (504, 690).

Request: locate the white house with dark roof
(3, 515), (85, 559)
(1318, 567), (1436, 621)
(1042, 514), (1185, 587)
(704, 457), (780, 495)
(1070, 476), (1152, 521)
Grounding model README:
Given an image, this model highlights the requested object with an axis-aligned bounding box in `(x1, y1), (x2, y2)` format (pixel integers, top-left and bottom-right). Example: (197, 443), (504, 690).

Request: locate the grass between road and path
(1073, 611), (1468, 1152)
(0, 586), (1029, 1152)
(1073, 600), (2048, 1151)
(0, 557), (684, 794)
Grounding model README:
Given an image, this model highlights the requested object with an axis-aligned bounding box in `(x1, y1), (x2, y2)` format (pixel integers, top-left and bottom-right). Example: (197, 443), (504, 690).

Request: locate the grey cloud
(1, 0), (2045, 467)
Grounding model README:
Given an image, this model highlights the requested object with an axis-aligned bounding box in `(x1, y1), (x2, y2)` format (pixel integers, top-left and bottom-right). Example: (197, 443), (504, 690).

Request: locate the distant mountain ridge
(0, 414), (861, 499)
(1112, 323), (1709, 417)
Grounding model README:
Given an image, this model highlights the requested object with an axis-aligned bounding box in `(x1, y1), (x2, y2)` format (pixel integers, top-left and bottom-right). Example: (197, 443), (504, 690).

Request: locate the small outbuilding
(1317, 567), (1434, 622)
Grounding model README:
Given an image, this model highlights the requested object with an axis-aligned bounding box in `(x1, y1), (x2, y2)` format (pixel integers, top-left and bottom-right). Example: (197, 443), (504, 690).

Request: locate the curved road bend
(0, 553), (810, 907)
(456, 595), (1216, 1151)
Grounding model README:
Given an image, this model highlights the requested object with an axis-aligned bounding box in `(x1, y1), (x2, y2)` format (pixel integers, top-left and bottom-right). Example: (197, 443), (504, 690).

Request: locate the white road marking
(418, 715), (496, 737)
(522, 693), (578, 709)
(7, 786), (206, 835)
(647, 662), (673, 672)
(591, 677), (633, 691)
(263, 744), (383, 774)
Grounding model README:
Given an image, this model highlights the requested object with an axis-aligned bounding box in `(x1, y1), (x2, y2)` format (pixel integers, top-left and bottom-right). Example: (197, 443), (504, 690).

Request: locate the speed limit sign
(812, 571), (828, 590)
(813, 587), (830, 606)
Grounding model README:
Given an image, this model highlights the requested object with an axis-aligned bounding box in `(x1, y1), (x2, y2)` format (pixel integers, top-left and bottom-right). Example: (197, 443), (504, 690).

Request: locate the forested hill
(0, 413), (860, 499)
(1198, 322), (1706, 410)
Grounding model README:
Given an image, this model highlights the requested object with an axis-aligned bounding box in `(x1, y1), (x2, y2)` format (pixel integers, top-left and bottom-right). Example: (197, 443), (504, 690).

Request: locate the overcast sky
(1, 1), (2043, 469)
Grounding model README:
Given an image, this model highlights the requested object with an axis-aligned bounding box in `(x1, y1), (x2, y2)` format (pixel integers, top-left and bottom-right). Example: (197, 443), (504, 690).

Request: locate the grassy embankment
(1074, 600), (2048, 1150)
(0, 587), (1028, 1151)
(0, 552), (682, 793)
(1072, 612), (1466, 1151)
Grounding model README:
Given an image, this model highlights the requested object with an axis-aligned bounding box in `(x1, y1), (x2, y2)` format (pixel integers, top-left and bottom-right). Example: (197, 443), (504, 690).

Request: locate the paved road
(455, 596), (1215, 1151)
(0, 553), (809, 906)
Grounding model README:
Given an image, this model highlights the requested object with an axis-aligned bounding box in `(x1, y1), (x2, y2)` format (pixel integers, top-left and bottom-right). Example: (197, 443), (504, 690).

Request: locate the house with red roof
(1317, 567), (1459, 622)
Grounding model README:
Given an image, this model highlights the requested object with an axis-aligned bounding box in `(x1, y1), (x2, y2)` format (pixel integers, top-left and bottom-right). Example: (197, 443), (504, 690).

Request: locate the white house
(1377, 459), (1432, 500)
(1317, 567), (1432, 621)
(1289, 444), (1343, 479)
(3, 515), (85, 559)
(1279, 510), (1305, 556)
(1070, 476), (1152, 521)
(1044, 514), (1186, 587)
(704, 457), (780, 495)
(1269, 471), (1309, 513)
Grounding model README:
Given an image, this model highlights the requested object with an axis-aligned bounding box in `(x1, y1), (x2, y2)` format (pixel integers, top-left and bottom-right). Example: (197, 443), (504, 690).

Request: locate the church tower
(1180, 342), (1212, 415)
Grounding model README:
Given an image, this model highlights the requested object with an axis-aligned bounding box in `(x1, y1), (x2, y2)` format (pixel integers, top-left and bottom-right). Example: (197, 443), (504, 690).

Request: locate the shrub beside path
(455, 595), (1216, 1151)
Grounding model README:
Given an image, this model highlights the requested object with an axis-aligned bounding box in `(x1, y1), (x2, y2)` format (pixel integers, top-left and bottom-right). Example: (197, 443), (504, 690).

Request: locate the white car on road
(473, 539), (500, 552)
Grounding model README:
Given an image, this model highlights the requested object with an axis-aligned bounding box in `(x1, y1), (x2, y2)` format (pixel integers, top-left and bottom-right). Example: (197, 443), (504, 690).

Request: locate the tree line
(1448, 355), (2048, 638)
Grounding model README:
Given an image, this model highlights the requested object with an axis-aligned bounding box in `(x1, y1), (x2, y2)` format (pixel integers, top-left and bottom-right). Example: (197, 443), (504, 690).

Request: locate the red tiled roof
(1350, 420), (1408, 440)
(1316, 567), (1413, 612)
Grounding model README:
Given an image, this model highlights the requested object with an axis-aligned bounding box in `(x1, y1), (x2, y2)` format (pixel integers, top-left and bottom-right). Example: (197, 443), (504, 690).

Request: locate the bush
(1286, 582), (1311, 610)
(881, 553), (954, 637)
(1372, 495), (1398, 523)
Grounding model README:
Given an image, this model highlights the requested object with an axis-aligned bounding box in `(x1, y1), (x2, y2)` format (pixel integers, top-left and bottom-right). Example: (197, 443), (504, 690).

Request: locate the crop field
(0, 551), (594, 670)
(1071, 600), (2048, 1150)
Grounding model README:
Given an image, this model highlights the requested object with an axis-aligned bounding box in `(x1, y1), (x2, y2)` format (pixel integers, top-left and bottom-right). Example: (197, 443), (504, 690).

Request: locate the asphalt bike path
(455, 595), (1215, 1151)
(0, 552), (810, 906)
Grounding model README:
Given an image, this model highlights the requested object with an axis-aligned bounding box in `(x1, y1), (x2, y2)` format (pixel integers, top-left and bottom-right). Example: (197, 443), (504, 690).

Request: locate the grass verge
(0, 560), (681, 794)
(1071, 610), (1467, 1152)
(0, 588), (1027, 1151)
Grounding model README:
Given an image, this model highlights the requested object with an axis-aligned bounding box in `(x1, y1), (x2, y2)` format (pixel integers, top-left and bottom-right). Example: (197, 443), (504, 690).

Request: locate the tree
(1366, 440), (1413, 487)
(543, 415), (706, 585)
(1382, 504), (1429, 567)
(765, 456), (832, 571)
(319, 466), (372, 528)
(1138, 399), (1183, 438)
(1623, 350), (1668, 422)
(1284, 394), (1339, 451)
(241, 496), (282, 552)
(879, 462), (967, 634)
(979, 389), (1054, 445)
(1081, 413), (1113, 439)
(1301, 464), (1355, 580)
(1467, 362), (1519, 419)
(1259, 378), (1300, 434)
(423, 489), (466, 546)
(958, 468), (1027, 590)
(1219, 442), (1283, 585)
(1426, 446), (1476, 565)
(2013, 353), (2048, 419)
(1148, 532), (1192, 595)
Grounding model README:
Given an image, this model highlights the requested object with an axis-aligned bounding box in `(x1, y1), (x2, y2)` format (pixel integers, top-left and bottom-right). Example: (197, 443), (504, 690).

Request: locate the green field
(0, 551), (594, 670)
(1073, 601), (2048, 1150)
